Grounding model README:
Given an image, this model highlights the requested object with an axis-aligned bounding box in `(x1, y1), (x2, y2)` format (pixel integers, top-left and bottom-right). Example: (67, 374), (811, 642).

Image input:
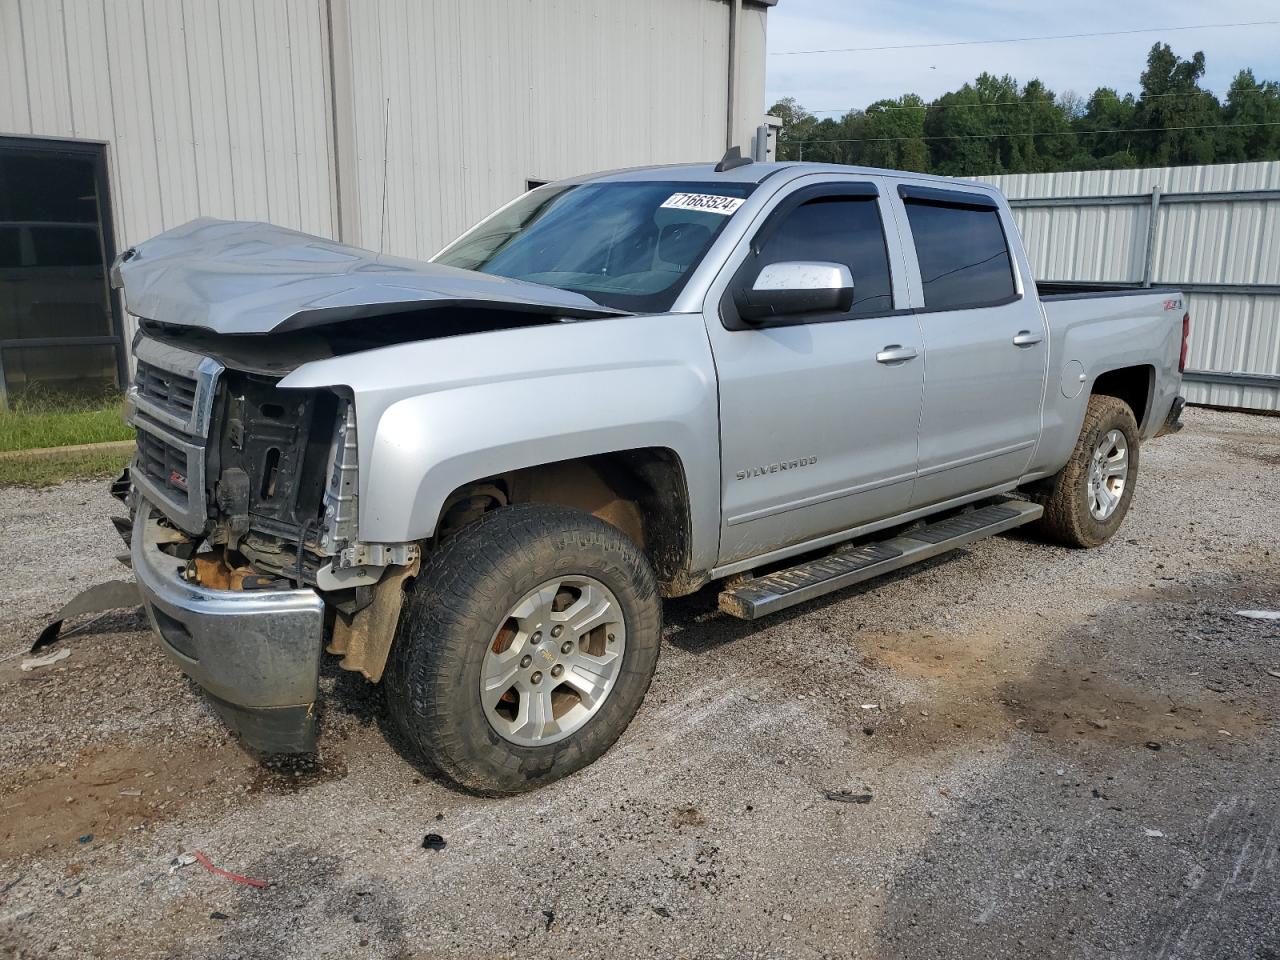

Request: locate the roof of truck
(568, 160), (1002, 192)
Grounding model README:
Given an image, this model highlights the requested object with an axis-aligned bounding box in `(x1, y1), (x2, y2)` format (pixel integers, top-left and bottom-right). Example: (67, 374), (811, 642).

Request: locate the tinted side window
(756, 196), (893, 317)
(904, 201), (1015, 311)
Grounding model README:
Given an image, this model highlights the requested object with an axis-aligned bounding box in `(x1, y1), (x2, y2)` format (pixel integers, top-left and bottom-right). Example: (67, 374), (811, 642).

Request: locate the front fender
(279, 313), (722, 574)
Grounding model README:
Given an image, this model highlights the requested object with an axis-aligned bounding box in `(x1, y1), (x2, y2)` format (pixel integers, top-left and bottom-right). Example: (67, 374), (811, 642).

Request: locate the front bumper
(132, 500), (325, 752)
(1155, 395), (1186, 438)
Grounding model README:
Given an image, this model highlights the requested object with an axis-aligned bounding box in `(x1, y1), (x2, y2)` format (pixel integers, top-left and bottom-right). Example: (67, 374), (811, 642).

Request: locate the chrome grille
(134, 430), (191, 500)
(127, 336), (224, 533)
(134, 359), (197, 423)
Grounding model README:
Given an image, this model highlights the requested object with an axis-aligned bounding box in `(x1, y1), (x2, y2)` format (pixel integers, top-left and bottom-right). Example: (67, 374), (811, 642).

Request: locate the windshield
(434, 180), (756, 312)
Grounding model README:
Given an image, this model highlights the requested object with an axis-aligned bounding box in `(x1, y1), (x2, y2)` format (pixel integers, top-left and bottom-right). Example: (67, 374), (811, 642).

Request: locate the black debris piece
(422, 833), (447, 851)
(823, 791), (873, 804)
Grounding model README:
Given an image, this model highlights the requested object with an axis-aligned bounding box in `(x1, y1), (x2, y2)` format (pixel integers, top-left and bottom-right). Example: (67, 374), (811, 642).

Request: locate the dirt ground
(1, 406), (1277, 960)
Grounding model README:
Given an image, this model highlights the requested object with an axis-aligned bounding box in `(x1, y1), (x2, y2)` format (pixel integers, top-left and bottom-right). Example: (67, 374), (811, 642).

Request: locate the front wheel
(1031, 394), (1140, 548)
(383, 504), (661, 795)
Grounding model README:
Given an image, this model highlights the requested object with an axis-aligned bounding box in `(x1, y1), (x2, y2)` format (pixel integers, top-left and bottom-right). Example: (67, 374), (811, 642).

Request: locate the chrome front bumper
(132, 500), (326, 753)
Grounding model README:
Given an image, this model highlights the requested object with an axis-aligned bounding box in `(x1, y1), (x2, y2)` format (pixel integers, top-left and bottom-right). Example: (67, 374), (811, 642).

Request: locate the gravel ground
(1, 406), (1277, 960)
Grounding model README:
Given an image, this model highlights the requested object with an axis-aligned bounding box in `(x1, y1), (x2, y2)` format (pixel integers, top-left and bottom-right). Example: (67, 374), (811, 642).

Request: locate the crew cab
(113, 155), (1187, 794)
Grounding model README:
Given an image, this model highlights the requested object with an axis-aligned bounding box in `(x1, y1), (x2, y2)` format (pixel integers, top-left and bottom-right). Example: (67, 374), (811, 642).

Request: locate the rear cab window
(899, 185), (1017, 311)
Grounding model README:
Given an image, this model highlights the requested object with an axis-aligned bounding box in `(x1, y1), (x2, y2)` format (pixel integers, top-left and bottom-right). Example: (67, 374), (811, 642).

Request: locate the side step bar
(718, 499), (1043, 620)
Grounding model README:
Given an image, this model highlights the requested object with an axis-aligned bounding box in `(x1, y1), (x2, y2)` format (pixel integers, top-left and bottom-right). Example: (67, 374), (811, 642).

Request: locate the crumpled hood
(112, 218), (626, 335)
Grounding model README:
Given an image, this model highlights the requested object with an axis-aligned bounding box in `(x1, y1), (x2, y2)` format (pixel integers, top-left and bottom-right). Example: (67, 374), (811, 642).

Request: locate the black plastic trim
(897, 183), (1000, 210)
(909, 293), (1023, 316)
(1038, 284), (1183, 301)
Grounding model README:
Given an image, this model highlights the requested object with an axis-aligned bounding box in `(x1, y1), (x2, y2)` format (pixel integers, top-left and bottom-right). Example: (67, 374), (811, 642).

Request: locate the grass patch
(0, 447), (132, 488)
(0, 394), (134, 453)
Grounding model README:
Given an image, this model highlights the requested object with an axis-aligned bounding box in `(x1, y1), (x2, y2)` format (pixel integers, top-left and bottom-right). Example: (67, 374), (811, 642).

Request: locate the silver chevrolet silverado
(113, 155), (1187, 794)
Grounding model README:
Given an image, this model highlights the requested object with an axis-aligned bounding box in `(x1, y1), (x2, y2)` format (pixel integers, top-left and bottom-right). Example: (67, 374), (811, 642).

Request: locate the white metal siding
(979, 162), (1280, 412)
(340, 0), (758, 259)
(0, 0), (338, 341)
(2, 0), (768, 349)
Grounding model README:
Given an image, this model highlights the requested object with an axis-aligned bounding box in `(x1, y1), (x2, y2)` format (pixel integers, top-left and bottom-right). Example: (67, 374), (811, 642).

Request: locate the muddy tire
(383, 503), (661, 795)
(1032, 394), (1140, 548)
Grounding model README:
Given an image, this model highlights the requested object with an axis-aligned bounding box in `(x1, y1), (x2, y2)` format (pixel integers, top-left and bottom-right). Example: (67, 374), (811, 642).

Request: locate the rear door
(891, 184), (1048, 507)
(703, 174), (924, 565)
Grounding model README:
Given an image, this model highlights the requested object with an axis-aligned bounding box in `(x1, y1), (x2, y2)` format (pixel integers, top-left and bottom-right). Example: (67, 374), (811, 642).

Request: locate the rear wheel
(1032, 394), (1140, 548)
(383, 504), (661, 795)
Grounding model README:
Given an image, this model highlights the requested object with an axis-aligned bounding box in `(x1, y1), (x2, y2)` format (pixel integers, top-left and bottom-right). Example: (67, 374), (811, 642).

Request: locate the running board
(717, 499), (1043, 620)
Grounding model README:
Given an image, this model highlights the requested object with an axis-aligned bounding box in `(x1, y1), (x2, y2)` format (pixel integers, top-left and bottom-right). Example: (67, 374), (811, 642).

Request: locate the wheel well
(1092, 365), (1153, 430)
(436, 449), (695, 596)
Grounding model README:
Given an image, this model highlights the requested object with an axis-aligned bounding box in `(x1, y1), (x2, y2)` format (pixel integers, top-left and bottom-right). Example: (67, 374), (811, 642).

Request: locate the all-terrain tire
(383, 503), (661, 795)
(1032, 394), (1140, 548)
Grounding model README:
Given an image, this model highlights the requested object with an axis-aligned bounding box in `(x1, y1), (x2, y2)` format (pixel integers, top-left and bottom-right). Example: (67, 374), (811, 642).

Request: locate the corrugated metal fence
(978, 162), (1280, 412)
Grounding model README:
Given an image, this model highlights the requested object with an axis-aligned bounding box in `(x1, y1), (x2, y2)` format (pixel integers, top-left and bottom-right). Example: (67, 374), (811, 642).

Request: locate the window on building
(0, 137), (122, 404)
(903, 199), (1016, 311)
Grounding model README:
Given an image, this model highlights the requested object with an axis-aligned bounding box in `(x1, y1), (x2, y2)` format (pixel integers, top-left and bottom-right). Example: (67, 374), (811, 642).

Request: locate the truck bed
(1036, 280), (1182, 301)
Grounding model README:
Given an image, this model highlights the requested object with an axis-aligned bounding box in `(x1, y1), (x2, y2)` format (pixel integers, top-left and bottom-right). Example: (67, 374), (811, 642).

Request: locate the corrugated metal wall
(0, 0), (338, 269)
(1, 0), (767, 352)
(978, 162), (1280, 412)
(339, 0), (766, 260)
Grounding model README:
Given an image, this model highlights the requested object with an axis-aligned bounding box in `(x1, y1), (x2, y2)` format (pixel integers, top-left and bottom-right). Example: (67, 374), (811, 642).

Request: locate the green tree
(1010, 78), (1074, 173)
(767, 42), (1276, 175)
(924, 73), (1024, 175)
(1217, 68), (1280, 162)
(860, 95), (928, 171)
(1073, 87), (1139, 166)
(1132, 43), (1220, 165)
(767, 98), (817, 161)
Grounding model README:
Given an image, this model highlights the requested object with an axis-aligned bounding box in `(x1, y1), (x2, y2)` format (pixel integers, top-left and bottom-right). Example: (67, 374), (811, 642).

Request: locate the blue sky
(765, 1), (1280, 114)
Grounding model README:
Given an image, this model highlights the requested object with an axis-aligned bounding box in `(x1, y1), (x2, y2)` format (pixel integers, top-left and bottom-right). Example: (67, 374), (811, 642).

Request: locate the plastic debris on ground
(20, 648), (70, 672)
(193, 851), (268, 888)
(1236, 610), (1280, 620)
(169, 853), (198, 874)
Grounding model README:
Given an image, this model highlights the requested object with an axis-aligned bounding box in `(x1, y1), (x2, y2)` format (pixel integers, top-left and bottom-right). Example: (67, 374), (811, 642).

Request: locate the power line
(803, 87), (1273, 116)
(785, 119), (1280, 147)
(770, 19), (1280, 57)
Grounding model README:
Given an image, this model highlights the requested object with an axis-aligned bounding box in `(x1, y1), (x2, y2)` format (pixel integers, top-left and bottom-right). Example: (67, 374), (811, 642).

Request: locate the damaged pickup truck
(114, 156), (1187, 794)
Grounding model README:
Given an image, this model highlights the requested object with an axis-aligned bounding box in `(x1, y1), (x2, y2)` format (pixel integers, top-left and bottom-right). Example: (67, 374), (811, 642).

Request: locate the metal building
(979, 161), (1280, 413)
(0, 0), (774, 400)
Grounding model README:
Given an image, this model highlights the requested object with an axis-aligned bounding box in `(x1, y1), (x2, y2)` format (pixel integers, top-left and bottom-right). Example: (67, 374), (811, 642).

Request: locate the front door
(891, 184), (1049, 507)
(705, 176), (925, 566)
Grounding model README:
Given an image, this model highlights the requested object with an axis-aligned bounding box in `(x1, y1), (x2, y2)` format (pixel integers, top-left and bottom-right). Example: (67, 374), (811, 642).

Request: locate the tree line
(768, 43), (1280, 175)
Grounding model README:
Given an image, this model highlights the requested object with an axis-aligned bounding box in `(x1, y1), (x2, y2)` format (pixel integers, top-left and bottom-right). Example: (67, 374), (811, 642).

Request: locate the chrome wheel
(479, 575), (626, 746)
(1087, 429), (1129, 520)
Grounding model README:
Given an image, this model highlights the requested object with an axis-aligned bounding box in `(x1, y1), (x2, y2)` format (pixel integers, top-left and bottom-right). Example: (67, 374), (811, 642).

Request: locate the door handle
(876, 344), (918, 364)
(1012, 330), (1044, 347)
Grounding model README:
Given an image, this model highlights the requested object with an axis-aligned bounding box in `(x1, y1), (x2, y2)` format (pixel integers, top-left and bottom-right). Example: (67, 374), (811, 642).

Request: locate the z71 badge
(736, 456), (817, 481)
(1163, 297), (1183, 311)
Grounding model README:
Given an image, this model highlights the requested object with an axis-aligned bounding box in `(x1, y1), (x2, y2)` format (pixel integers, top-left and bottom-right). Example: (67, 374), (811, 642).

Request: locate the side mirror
(732, 261), (854, 323)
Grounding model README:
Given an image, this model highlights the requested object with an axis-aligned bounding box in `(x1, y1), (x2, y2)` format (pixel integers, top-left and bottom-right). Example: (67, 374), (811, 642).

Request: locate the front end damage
(132, 500), (326, 752)
(109, 218), (624, 753)
(125, 332), (418, 753)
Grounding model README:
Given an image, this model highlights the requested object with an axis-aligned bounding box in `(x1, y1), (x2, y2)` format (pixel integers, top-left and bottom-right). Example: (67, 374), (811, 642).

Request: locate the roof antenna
(714, 145), (753, 173)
